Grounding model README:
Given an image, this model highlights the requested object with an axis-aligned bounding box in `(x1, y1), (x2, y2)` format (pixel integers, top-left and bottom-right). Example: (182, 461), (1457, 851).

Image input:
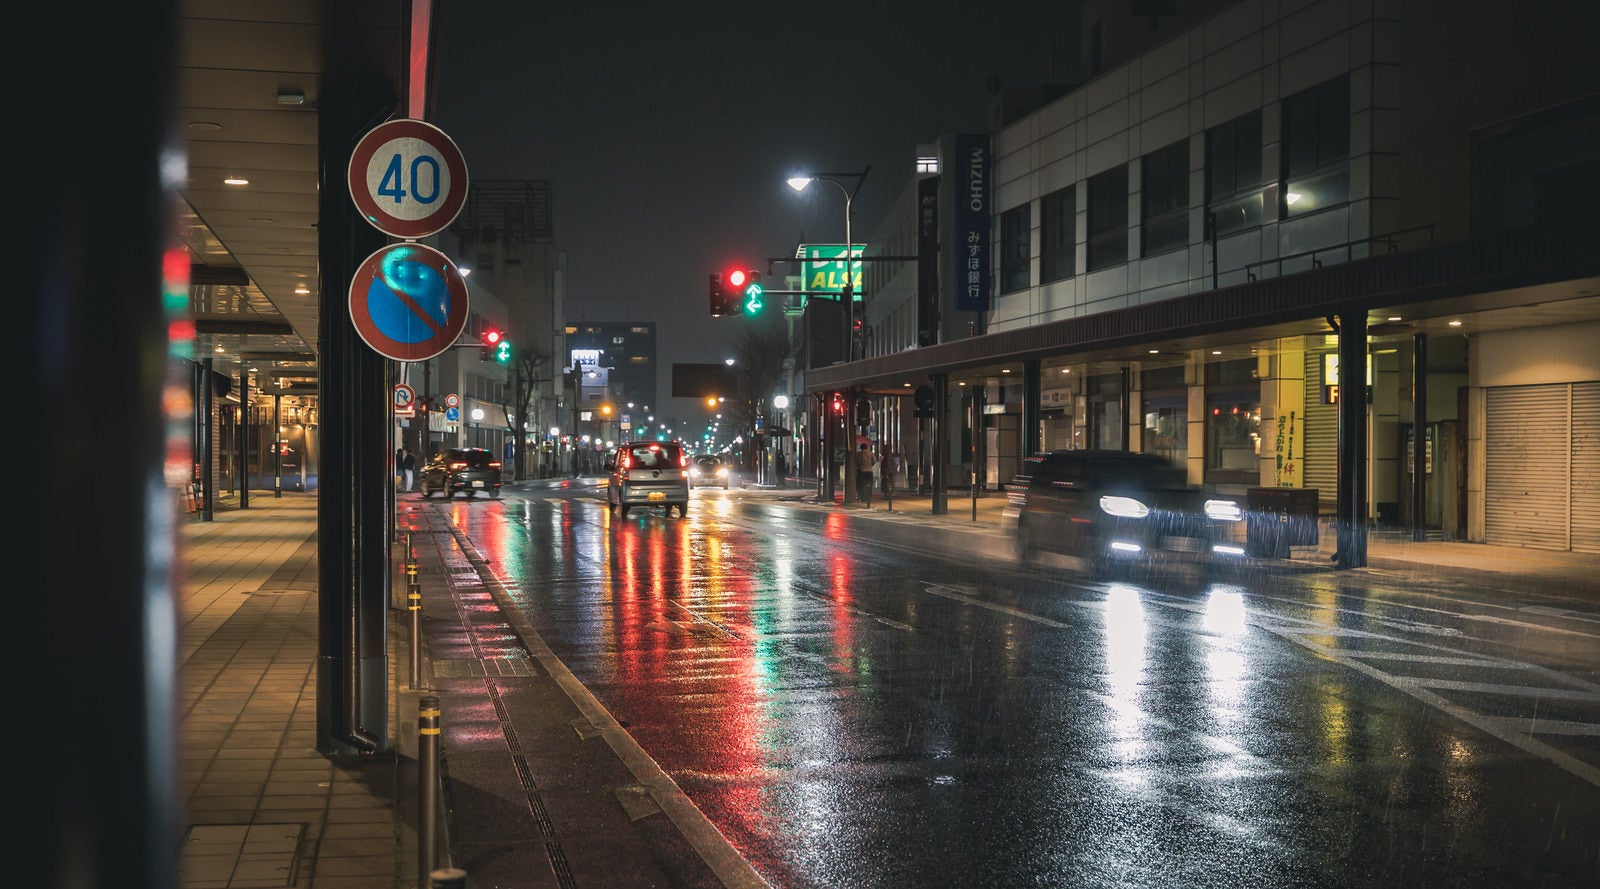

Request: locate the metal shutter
(1485, 385), (1570, 550)
(1572, 381), (1600, 554)
(1303, 352), (1337, 499)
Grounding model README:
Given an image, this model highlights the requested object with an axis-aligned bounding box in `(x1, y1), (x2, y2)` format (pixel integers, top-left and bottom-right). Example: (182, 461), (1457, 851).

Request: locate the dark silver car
(1005, 450), (1245, 572)
(606, 441), (689, 518)
(420, 447), (502, 499)
(688, 454), (732, 489)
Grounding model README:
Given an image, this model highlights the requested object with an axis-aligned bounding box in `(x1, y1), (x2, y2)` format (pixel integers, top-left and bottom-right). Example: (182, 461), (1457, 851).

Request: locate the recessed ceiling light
(1212, 350), (1222, 355)
(902, 382), (911, 387)
(957, 381), (967, 387)
(1387, 316), (1402, 322)
(1059, 368), (1070, 374)
(1448, 320), (1462, 327)
(1148, 349), (1159, 354)
(188, 121), (222, 130)
(1001, 368), (1011, 374)
(223, 177), (249, 186)
(294, 285), (310, 295)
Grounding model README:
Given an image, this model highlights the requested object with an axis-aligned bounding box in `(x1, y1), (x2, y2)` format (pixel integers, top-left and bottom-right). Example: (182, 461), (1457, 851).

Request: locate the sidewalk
(176, 490), (413, 889)
(175, 482), (1600, 888)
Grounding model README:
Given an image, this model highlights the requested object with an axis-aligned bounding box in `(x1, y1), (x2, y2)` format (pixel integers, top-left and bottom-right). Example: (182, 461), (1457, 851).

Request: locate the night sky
(431, 1), (1077, 423)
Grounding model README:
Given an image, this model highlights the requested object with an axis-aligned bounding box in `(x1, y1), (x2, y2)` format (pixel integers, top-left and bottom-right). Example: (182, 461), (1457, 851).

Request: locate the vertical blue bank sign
(953, 133), (991, 312)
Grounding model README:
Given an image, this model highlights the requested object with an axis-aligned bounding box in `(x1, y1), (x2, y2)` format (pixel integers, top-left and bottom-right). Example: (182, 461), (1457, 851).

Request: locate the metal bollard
(419, 696), (441, 887)
(430, 868), (467, 888)
(406, 532), (422, 687)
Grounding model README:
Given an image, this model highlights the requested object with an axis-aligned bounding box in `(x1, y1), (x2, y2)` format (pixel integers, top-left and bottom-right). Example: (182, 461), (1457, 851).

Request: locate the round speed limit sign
(348, 118), (469, 239)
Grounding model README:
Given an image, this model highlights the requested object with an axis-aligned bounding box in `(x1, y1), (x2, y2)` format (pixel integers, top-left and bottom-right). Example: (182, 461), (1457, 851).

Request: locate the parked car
(688, 454), (732, 489)
(420, 447), (502, 499)
(1004, 450), (1245, 573)
(606, 441), (689, 518)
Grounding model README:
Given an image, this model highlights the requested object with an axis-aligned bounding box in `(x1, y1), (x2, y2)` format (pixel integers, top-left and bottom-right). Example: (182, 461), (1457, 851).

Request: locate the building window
(1088, 372), (1124, 450)
(1282, 76), (1350, 217)
(1087, 165), (1128, 271)
(1205, 111), (1264, 237)
(1040, 186), (1075, 283)
(1140, 365), (1187, 470)
(1204, 358), (1260, 485)
(1000, 203), (1030, 293)
(1141, 140), (1189, 256)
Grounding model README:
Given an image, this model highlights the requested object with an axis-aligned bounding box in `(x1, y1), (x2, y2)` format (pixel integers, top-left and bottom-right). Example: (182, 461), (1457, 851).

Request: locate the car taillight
(489, 461), (501, 469)
(448, 462), (467, 471)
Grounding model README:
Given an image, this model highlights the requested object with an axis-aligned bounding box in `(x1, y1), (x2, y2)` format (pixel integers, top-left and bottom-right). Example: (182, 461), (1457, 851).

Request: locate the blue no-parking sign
(348, 242), (469, 362)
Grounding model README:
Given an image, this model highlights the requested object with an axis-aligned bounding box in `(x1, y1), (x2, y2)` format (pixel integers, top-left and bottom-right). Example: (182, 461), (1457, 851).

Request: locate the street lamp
(786, 167), (871, 333)
(788, 165), (872, 506)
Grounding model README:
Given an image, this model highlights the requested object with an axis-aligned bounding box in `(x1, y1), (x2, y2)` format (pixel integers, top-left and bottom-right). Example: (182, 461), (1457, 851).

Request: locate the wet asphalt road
(441, 484), (1600, 888)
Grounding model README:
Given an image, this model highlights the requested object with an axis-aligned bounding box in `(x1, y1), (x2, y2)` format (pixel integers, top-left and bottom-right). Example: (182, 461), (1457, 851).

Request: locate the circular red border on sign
(349, 243), (470, 362)
(347, 118), (470, 239)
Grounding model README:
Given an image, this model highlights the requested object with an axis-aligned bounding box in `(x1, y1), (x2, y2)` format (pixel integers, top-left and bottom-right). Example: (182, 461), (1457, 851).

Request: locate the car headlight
(716, 467), (728, 477)
(1098, 495), (1149, 518)
(1205, 499), (1243, 521)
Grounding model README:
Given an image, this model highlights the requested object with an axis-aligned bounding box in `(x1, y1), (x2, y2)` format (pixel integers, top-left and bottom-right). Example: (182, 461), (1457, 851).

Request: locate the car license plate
(1160, 535), (1202, 552)
(472, 480), (484, 488)
(648, 491), (665, 502)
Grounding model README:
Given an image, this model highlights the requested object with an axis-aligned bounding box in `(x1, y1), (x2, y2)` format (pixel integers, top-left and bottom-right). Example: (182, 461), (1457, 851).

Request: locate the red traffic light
(483, 329), (503, 345)
(726, 269), (747, 289)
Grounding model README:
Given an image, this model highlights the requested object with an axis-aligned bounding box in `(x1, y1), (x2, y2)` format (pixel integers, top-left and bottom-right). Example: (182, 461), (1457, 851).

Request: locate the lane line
(1265, 629), (1600, 788)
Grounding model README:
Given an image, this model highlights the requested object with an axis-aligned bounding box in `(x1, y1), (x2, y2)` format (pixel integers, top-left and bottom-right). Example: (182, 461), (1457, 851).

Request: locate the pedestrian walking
(401, 447), (416, 493)
(882, 448), (901, 498)
(856, 442), (878, 506)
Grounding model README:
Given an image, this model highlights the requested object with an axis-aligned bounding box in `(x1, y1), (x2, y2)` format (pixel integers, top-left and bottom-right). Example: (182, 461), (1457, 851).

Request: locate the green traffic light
(742, 281), (764, 315)
(495, 340), (512, 363)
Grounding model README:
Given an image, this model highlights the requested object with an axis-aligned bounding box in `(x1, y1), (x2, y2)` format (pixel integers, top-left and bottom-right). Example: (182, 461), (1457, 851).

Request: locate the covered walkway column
(1022, 359), (1041, 458)
(1336, 312), (1369, 569)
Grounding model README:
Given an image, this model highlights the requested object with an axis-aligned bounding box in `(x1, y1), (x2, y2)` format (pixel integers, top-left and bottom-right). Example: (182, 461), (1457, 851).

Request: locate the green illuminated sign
(798, 243), (864, 302)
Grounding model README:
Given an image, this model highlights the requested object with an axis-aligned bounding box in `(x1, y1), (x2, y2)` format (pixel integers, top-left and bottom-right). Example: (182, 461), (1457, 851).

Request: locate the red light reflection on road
(601, 514), (771, 843)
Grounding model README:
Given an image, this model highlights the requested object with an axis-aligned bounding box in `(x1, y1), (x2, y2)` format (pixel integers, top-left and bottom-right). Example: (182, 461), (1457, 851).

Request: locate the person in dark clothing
(856, 443), (878, 506)
(401, 447), (416, 492)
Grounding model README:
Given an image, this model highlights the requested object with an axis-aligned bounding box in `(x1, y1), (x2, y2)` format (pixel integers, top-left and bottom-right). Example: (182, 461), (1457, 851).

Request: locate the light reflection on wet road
(465, 486), (1600, 888)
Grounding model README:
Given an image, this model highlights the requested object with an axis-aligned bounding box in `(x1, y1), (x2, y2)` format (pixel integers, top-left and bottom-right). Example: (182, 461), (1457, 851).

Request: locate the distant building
(565, 321), (660, 439)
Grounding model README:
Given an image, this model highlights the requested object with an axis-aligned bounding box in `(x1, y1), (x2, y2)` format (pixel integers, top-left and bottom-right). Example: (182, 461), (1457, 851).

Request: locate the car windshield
(1092, 456), (1188, 490)
(627, 445), (679, 470)
(457, 451), (493, 468)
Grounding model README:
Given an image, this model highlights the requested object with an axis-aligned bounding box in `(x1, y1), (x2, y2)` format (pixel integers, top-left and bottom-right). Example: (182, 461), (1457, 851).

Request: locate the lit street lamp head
(786, 175), (814, 192)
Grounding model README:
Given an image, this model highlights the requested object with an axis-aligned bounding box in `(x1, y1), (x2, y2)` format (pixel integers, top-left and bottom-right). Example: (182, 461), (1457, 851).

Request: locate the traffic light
(741, 273), (765, 315)
(711, 268), (761, 317)
(855, 397), (871, 425)
(831, 392), (845, 415)
(494, 335), (512, 364)
(480, 328), (504, 360)
(709, 273), (729, 316)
